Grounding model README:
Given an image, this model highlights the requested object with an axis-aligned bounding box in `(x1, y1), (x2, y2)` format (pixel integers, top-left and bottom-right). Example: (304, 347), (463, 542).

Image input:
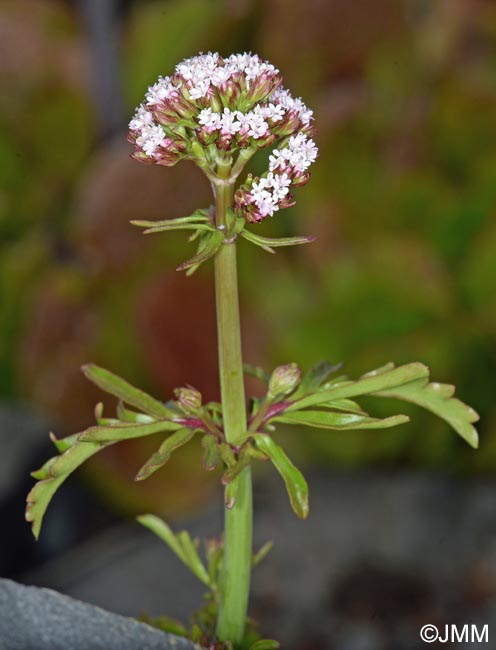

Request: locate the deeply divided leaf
(26, 437), (116, 539)
(82, 364), (174, 419)
(253, 434), (309, 519)
(135, 428), (196, 480)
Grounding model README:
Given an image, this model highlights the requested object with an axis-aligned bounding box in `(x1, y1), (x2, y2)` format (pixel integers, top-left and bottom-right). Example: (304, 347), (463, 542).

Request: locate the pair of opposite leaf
(132, 207), (315, 275)
(26, 358), (479, 539)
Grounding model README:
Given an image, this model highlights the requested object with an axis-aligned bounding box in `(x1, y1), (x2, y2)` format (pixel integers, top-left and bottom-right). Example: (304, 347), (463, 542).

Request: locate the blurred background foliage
(1, 0), (495, 519)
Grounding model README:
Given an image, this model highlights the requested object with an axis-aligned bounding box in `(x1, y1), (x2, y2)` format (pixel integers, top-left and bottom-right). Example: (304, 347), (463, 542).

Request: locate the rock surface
(0, 578), (197, 650)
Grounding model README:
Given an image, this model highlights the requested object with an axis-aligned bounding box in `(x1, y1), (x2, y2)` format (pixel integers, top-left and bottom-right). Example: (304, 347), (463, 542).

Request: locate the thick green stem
(214, 177), (253, 645)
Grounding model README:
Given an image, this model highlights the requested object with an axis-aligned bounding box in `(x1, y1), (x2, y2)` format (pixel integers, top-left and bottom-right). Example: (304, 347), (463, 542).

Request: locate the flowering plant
(26, 53), (478, 649)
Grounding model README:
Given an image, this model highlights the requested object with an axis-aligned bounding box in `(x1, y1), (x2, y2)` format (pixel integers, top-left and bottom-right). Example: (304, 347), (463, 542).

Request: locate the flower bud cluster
(128, 52), (317, 221)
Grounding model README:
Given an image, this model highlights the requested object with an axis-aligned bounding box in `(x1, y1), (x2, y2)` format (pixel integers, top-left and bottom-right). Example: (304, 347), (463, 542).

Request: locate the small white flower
(220, 108), (241, 135)
(145, 76), (176, 106)
(247, 112), (269, 139)
(129, 105), (155, 131)
(211, 66), (232, 87)
(136, 124), (166, 156)
(198, 108), (221, 131)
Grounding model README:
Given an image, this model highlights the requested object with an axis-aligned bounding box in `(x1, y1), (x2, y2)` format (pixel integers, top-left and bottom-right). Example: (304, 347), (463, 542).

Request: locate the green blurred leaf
(252, 540), (273, 568)
(249, 641), (280, 650)
(221, 447), (252, 485)
(374, 379), (479, 448)
(177, 230), (224, 272)
(244, 363), (270, 383)
(291, 360), (342, 399)
(201, 434), (220, 471)
(177, 530), (211, 586)
(116, 401), (155, 424)
(253, 434), (309, 519)
(138, 515), (211, 587)
(135, 428), (196, 480)
(26, 437), (116, 539)
(272, 410), (409, 430)
(240, 229), (315, 254)
(288, 363), (429, 410)
(82, 364), (174, 419)
(78, 420), (181, 442)
(225, 476), (239, 509)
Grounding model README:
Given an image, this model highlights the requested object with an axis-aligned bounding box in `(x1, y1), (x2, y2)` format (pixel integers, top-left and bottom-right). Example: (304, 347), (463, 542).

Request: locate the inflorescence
(128, 52), (318, 223)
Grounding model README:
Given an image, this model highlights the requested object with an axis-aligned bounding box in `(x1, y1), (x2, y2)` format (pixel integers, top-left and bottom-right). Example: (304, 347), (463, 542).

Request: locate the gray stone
(0, 405), (48, 499)
(0, 578), (197, 650)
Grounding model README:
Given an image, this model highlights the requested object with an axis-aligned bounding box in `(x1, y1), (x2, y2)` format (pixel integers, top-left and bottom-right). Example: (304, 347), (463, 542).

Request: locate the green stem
(214, 176), (253, 645)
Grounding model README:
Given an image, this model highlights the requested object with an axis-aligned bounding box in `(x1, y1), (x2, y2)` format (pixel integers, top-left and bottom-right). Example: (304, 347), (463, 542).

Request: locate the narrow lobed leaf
(116, 401), (155, 424)
(135, 428), (196, 481)
(201, 434), (220, 471)
(291, 361), (342, 399)
(82, 364), (174, 419)
(176, 230), (224, 272)
(374, 379), (479, 448)
(253, 540), (274, 567)
(26, 437), (115, 539)
(177, 531), (211, 587)
(221, 448), (252, 485)
(244, 363), (270, 383)
(241, 229), (316, 252)
(78, 420), (181, 442)
(271, 410), (409, 431)
(288, 362), (429, 411)
(253, 434), (309, 519)
(137, 514), (187, 565)
(225, 477), (239, 509)
(142, 223), (216, 235)
(249, 641), (280, 650)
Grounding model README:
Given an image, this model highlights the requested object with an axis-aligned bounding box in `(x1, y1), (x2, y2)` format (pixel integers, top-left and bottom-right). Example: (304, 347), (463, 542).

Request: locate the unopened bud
(268, 363), (301, 399)
(175, 386), (202, 412)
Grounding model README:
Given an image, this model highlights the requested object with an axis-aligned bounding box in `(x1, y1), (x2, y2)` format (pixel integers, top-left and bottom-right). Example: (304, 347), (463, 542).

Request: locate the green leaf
(201, 434), (220, 471)
(253, 540), (273, 567)
(78, 420), (181, 442)
(253, 434), (309, 519)
(205, 538), (223, 585)
(137, 515), (211, 587)
(49, 432), (78, 453)
(244, 363), (270, 383)
(288, 362), (429, 411)
(225, 476), (239, 509)
(271, 410), (409, 430)
(116, 401), (155, 423)
(321, 398), (368, 415)
(221, 448), (252, 485)
(291, 361), (342, 399)
(249, 641), (280, 650)
(374, 379), (479, 448)
(177, 531), (211, 586)
(82, 364), (174, 419)
(131, 211), (210, 229)
(137, 514), (186, 562)
(241, 229), (315, 254)
(26, 437), (115, 539)
(140, 223), (215, 235)
(176, 230), (224, 272)
(135, 428), (196, 480)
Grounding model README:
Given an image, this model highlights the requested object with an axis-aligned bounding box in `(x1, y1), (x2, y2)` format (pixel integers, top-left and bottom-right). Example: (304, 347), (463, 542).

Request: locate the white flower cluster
(128, 51), (317, 221)
(269, 133), (318, 174)
(250, 173), (293, 218)
(129, 105), (166, 157)
(237, 133), (318, 221)
(198, 104), (284, 140)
